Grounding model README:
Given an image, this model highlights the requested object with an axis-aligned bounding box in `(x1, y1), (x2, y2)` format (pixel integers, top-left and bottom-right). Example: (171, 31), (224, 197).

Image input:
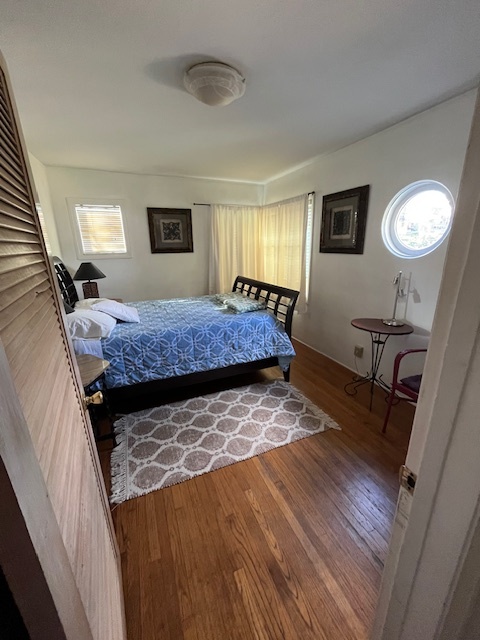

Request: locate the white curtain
(209, 194), (309, 311)
(209, 204), (261, 294)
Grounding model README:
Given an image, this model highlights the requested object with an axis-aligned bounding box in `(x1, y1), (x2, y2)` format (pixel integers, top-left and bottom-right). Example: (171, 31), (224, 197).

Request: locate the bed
(53, 258), (299, 404)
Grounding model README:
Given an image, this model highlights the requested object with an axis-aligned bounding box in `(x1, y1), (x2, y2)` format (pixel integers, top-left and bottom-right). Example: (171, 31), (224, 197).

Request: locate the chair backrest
(383, 348), (428, 433)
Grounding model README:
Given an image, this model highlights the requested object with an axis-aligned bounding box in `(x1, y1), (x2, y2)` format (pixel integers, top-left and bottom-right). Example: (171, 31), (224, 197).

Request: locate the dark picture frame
(147, 208), (194, 253)
(319, 185), (370, 254)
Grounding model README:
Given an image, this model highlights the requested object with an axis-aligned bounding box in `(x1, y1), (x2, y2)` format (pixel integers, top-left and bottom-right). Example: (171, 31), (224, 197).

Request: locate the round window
(382, 180), (454, 258)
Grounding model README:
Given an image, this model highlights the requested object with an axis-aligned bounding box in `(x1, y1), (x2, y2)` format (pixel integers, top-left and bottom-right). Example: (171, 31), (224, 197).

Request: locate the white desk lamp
(383, 271), (406, 326)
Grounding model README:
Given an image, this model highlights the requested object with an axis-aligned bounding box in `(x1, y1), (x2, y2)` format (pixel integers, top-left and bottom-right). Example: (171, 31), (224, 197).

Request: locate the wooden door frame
(48, 253), (121, 558)
(0, 48), (119, 564)
(0, 340), (93, 639)
(0, 49), (126, 638)
(373, 87), (480, 638)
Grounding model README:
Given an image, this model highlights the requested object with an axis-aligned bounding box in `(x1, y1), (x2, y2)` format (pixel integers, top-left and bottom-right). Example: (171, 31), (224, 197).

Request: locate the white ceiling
(1, 0), (479, 183)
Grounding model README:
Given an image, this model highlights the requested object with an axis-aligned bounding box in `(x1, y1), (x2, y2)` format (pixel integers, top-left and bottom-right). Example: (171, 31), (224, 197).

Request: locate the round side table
(345, 318), (414, 410)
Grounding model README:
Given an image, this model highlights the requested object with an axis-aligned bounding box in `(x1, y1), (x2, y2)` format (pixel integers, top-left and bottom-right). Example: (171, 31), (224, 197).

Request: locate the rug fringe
(108, 379), (341, 504)
(110, 416), (129, 504)
(109, 429), (336, 501)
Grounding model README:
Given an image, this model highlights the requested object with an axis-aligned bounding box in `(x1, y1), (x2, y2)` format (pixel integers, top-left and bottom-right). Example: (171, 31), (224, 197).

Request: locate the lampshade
(73, 262), (106, 281)
(183, 62), (246, 107)
(73, 262), (106, 299)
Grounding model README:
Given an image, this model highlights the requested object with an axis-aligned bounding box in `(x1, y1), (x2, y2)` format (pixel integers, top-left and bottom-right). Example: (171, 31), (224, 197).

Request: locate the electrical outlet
(354, 345), (364, 358)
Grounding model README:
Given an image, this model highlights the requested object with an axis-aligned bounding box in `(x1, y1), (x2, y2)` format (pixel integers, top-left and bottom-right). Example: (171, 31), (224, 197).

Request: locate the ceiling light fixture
(183, 62), (246, 107)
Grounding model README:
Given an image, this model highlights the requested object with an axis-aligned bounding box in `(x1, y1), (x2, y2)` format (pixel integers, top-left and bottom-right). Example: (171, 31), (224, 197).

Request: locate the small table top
(76, 354), (110, 388)
(351, 318), (414, 336)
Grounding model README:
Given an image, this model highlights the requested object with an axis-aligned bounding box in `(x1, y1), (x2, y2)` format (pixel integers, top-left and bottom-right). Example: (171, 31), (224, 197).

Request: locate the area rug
(110, 379), (340, 504)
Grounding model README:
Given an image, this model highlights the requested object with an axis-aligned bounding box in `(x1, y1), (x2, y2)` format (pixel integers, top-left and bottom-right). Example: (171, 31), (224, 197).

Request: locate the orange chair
(382, 348), (427, 433)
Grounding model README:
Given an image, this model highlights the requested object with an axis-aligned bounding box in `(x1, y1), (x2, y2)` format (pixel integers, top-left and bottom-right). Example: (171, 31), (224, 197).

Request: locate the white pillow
(75, 298), (108, 310)
(91, 299), (140, 323)
(75, 298), (140, 323)
(66, 309), (117, 339)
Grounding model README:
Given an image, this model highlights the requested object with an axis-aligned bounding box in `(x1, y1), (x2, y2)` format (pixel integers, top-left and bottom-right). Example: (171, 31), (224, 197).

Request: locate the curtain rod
(193, 192), (315, 207)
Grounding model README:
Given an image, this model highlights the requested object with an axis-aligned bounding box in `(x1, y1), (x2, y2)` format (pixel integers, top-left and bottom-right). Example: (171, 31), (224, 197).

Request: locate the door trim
(373, 87), (480, 639)
(0, 339), (93, 640)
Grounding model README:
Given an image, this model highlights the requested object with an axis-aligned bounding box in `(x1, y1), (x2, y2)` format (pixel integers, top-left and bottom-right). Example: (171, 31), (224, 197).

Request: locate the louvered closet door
(0, 58), (126, 639)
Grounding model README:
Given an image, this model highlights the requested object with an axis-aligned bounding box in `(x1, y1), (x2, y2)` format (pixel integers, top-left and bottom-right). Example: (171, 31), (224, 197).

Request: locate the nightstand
(77, 353), (110, 387)
(76, 354), (115, 443)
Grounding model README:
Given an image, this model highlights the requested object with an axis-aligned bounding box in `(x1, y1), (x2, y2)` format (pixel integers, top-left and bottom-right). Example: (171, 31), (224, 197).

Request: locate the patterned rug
(110, 379), (340, 504)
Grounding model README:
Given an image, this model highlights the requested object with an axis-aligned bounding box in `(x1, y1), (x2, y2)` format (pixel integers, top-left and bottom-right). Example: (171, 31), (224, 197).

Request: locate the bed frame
(53, 258), (299, 404)
(53, 257), (79, 307)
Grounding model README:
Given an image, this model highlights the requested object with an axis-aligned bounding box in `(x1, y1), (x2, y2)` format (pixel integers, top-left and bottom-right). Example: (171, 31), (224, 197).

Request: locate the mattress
(101, 296), (296, 388)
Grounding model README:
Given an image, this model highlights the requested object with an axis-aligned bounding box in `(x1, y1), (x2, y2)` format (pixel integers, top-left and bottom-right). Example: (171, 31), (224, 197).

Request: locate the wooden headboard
(51, 262), (299, 337)
(53, 257), (79, 307)
(232, 275), (299, 337)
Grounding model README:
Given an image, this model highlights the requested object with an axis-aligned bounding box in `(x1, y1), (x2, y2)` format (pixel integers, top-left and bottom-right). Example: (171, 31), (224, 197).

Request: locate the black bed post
(283, 366), (290, 383)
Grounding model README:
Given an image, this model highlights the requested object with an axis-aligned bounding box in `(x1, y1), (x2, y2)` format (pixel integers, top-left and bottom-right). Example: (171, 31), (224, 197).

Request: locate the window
(210, 193), (312, 311)
(382, 180), (454, 259)
(68, 198), (130, 259)
(304, 193), (314, 303)
(35, 203), (51, 254)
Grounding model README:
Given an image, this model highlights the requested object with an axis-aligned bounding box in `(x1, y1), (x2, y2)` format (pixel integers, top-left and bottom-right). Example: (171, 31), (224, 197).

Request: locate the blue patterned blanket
(101, 296), (296, 388)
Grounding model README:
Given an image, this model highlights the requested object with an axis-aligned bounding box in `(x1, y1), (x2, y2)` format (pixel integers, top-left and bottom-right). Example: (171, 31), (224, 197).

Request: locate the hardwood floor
(98, 340), (414, 640)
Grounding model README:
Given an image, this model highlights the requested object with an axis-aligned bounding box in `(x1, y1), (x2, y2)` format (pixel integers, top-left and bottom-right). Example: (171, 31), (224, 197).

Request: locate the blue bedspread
(101, 296), (296, 388)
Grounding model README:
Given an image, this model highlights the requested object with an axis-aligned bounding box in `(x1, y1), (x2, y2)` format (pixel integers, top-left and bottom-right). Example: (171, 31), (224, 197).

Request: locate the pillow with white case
(92, 299), (140, 323)
(75, 297), (107, 310)
(76, 298), (140, 323)
(212, 292), (245, 305)
(225, 297), (266, 313)
(66, 309), (117, 339)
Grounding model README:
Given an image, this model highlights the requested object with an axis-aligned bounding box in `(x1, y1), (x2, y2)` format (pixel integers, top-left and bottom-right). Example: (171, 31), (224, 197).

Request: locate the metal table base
(345, 318), (414, 411)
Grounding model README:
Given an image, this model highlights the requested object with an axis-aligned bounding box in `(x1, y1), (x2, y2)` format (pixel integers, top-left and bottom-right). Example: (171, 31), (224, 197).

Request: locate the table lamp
(382, 271), (405, 326)
(73, 262), (106, 298)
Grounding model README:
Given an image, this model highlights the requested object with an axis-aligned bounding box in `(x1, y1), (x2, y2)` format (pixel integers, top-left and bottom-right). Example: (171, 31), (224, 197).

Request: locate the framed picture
(319, 185), (370, 254)
(147, 208), (193, 253)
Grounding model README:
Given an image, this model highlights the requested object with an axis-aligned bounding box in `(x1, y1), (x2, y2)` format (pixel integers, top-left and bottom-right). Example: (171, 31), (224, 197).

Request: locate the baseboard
(292, 336), (358, 376)
(292, 337), (419, 407)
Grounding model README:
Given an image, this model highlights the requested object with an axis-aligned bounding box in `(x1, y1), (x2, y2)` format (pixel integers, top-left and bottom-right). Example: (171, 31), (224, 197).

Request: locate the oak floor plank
(255, 448), (382, 596)
(233, 567), (277, 640)
(244, 484), (362, 640)
(250, 456), (375, 631)
(184, 476), (254, 640)
(233, 456), (364, 638)
(162, 494), (196, 639)
(102, 339), (414, 639)
(286, 443), (390, 561)
(212, 470), (301, 639)
(258, 445), (386, 572)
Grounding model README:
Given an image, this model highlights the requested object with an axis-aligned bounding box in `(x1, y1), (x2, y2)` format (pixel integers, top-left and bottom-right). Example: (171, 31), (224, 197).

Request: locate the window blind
(74, 203), (127, 254)
(35, 203), (51, 254)
(304, 193), (314, 303)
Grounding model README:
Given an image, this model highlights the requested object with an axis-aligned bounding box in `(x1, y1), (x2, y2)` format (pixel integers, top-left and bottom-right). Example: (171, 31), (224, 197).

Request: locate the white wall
(46, 168), (262, 302)
(41, 91), (475, 380)
(265, 90), (476, 380)
(28, 153), (61, 256)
